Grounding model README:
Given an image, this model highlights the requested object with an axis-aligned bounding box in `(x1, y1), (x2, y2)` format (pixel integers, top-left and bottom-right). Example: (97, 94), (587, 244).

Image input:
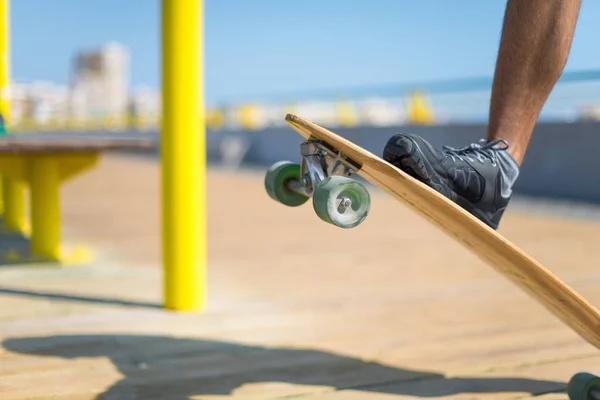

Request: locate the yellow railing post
(406, 90), (435, 125)
(0, 0), (26, 232)
(161, 0), (206, 311)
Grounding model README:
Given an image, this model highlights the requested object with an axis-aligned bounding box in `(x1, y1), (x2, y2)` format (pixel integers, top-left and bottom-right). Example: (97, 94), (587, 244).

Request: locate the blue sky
(9, 0), (600, 104)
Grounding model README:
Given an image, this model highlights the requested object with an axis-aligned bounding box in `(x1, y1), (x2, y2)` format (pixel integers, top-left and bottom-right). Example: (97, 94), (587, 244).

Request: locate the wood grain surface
(2, 152), (600, 399)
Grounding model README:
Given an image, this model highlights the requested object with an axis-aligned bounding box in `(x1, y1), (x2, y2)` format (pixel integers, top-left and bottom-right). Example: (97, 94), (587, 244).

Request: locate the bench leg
(2, 177), (26, 232)
(29, 157), (60, 260)
(0, 153), (97, 263)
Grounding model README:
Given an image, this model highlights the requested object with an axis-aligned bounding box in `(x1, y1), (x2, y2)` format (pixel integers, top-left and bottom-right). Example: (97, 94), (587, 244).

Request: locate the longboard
(265, 113), (600, 354)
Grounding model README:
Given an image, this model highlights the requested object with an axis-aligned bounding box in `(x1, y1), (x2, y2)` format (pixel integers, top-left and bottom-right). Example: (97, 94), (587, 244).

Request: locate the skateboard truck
(287, 140), (357, 195)
(265, 138), (370, 229)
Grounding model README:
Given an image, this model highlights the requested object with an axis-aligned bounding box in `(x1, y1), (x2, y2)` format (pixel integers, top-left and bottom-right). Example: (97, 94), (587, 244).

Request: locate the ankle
(487, 135), (526, 166)
(506, 146), (525, 166)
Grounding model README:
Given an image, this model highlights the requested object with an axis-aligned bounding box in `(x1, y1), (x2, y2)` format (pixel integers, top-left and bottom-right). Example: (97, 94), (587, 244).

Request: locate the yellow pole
(0, 0), (6, 216)
(0, 0), (25, 232)
(161, 0), (206, 311)
(0, 0), (8, 126)
(30, 156), (61, 259)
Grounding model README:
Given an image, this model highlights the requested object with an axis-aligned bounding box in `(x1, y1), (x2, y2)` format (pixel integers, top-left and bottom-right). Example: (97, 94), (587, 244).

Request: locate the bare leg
(382, 0), (581, 229)
(487, 0), (581, 165)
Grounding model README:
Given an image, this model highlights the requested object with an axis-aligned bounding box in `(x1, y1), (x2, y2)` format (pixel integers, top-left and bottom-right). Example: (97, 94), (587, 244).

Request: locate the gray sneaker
(382, 133), (520, 229)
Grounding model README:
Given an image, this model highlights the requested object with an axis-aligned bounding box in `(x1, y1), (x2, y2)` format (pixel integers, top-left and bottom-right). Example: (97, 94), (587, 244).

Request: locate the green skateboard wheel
(264, 161), (309, 207)
(568, 372), (600, 400)
(312, 176), (370, 228)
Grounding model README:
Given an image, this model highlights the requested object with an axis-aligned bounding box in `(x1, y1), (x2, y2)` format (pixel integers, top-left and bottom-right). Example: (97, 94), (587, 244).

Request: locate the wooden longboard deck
(285, 113), (600, 350)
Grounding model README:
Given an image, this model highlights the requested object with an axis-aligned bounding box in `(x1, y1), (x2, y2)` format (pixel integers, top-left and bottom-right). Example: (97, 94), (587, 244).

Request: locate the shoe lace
(443, 139), (509, 166)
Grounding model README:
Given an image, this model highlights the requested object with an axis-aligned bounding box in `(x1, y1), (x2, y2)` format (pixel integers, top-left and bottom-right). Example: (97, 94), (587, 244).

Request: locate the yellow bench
(0, 134), (155, 262)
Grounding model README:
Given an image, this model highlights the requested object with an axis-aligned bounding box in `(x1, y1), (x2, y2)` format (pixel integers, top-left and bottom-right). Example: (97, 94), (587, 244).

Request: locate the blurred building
(129, 85), (161, 129)
(577, 104), (600, 121)
(9, 41), (137, 130)
(357, 97), (405, 126)
(8, 40), (600, 132)
(70, 42), (129, 125)
(11, 80), (70, 125)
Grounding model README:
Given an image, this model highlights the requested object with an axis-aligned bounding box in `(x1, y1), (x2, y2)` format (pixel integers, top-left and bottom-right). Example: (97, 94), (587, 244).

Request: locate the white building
(11, 80), (70, 125)
(70, 42), (130, 123)
(130, 85), (161, 127)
